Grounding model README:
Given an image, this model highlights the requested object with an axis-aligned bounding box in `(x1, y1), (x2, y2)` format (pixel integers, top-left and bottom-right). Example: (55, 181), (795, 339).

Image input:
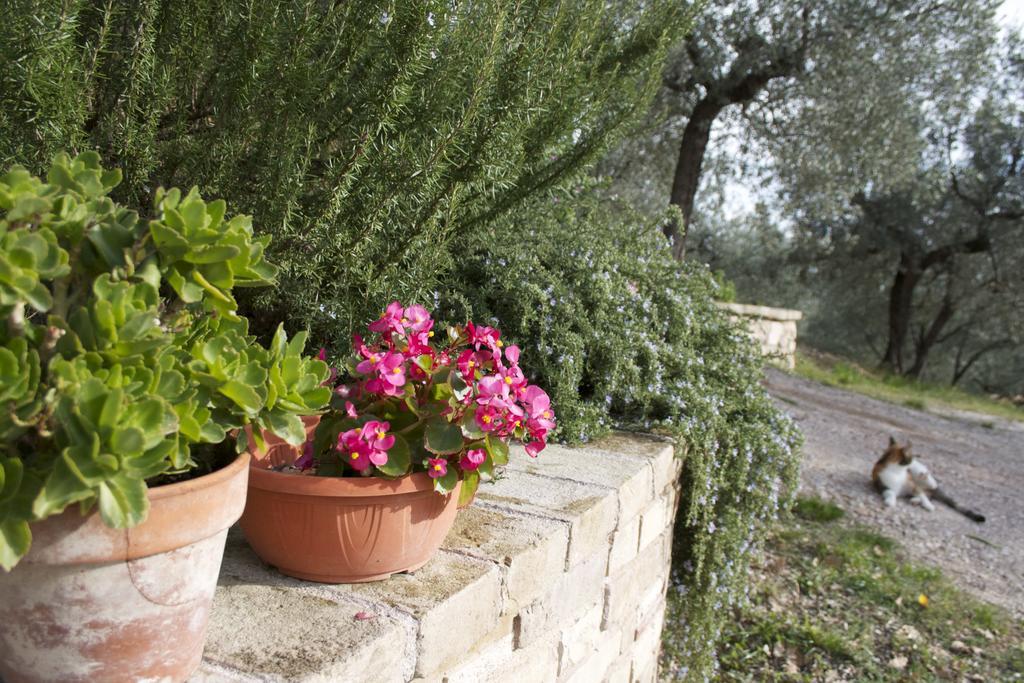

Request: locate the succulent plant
(0, 152), (330, 569)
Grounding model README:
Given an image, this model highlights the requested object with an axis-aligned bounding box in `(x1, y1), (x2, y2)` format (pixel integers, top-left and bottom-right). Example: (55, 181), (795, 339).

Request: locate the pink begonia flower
(407, 362), (429, 383)
(344, 401), (359, 418)
(294, 439), (315, 471)
(460, 448), (486, 471)
(368, 301), (406, 335)
(337, 429), (373, 471)
(364, 351), (406, 397)
(406, 329), (434, 356)
(474, 404), (504, 433)
(498, 402), (526, 438)
(360, 421), (394, 466)
(499, 364), (526, 392)
(402, 304), (433, 333)
(524, 438), (547, 458)
(427, 457), (448, 478)
(504, 345), (520, 365)
(456, 349), (490, 381)
(466, 322), (502, 356)
(355, 350), (384, 375)
(352, 334), (375, 359)
(476, 374), (510, 407)
(380, 352), (406, 386)
(522, 385), (556, 432)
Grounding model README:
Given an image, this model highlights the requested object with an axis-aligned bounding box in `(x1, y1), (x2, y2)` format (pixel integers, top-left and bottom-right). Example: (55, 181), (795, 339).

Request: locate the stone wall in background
(717, 302), (803, 370)
(193, 433), (682, 683)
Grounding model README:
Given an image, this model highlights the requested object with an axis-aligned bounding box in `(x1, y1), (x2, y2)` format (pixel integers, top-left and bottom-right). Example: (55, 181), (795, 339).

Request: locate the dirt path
(765, 368), (1024, 618)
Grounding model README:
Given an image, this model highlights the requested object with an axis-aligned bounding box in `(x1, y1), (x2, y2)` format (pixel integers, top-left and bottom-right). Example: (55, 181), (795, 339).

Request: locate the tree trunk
(907, 295), (954, 378)
(666, 98), (720, 260)
(881, 251), (919, 374)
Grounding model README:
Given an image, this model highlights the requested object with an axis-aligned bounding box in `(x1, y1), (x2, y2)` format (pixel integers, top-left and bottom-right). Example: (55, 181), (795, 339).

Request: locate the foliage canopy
(1, 3), (806, 678)
(1, 0), (690, 340)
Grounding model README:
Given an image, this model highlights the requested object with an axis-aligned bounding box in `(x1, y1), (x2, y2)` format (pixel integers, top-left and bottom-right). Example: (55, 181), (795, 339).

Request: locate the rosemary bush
(438, 191), (803, 679)
(0, 0), (688, 341)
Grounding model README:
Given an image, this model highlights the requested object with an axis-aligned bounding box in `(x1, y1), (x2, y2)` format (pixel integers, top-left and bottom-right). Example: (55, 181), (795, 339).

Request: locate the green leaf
(149, 220), (189, 249)
(485, 434), (509, 466)
(269, 324), (288, 357)
(179, 197), (208, 229)
(424, 419), (464, 455)
(449, 371), (470, 400)
(413, 354), (433, 373)
(206, 199), (226, 229)
(375, 434), (411, 477)
(191, 270), (233, 304)
(220, 380), (263, 414)
(263, 411), (305, 446)
(0, 518), (31, 571)
(199, 420), (227, 443)
(32, 451), (97, 519)
(461, 407), (485, 439)
(97, 473), (149, 529)
(185, 245), (241, 264)
(459, 470), (480, 506)
(404, 394), (421, 416)
(432, 467), (458, 494)
(167, 268), (204, 302)
(316, 460), (344, 477)
(0, 457), (21, 503)
(100, 168), (122, 190)
(23, 282), (53, 312)
(478, 449), (495, 479)
(136, 258), (162, 291)
(111, 426), (145, 456)
(429, 381), (454, 403)
(235, 428), (250, 454)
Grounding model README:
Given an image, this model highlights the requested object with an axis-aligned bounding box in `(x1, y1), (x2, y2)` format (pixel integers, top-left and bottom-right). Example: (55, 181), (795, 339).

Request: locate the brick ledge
(192, 433), (682, 683)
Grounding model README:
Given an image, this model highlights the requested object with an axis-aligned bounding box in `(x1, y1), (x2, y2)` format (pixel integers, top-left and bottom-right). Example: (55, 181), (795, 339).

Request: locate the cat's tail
(930, 488), (986, 523)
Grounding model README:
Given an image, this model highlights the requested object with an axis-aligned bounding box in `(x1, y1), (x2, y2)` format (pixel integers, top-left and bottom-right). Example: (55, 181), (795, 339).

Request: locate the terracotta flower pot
(240, 421), (462, 583)
(0, 451), (249, 683)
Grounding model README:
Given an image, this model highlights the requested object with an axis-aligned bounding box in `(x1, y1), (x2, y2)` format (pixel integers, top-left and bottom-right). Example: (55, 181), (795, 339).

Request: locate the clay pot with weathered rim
(240, 420), (461, 583)
(0, 451), (249, 683)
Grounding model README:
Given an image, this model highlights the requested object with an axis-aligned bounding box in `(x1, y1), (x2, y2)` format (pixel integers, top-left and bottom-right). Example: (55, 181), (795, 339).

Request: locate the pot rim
(149, 448), (251, 500)
(24, 450), (251, 565)
(247, 467), (448, 497)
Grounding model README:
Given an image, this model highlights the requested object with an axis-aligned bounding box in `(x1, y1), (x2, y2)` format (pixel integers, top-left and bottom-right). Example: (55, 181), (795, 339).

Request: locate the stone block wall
(192, 433), (682, 683)
(717, 302), (802, 369)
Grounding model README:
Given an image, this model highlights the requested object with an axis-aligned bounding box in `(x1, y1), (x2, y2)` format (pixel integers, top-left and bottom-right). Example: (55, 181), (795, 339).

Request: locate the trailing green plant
(0, 152), (330, 570)
(436, 189), (803, 681)
(0, 0), (694, 344)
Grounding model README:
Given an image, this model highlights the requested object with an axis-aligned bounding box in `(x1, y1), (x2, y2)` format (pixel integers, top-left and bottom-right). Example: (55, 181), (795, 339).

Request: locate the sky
(998, 0), (1024, 28)
(716, 0), (1024, 223)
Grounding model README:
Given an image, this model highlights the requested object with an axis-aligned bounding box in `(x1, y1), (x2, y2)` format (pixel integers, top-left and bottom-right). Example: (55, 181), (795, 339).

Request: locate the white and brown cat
(871, 437), (985, 523)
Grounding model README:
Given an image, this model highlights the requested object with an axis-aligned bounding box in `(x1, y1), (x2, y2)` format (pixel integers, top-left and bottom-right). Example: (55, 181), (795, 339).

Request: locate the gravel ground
(765, 368), (1024, 618)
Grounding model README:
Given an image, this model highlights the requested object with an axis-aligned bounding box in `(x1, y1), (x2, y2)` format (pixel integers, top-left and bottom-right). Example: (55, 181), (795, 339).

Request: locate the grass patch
(662, 496), (1024, 681)
(792, 497), (845, 523)
(793, 349), (1024, 424)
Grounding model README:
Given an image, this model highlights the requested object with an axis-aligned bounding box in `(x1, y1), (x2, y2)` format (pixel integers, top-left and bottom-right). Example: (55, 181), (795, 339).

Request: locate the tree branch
(952, 338), (1015, 385)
